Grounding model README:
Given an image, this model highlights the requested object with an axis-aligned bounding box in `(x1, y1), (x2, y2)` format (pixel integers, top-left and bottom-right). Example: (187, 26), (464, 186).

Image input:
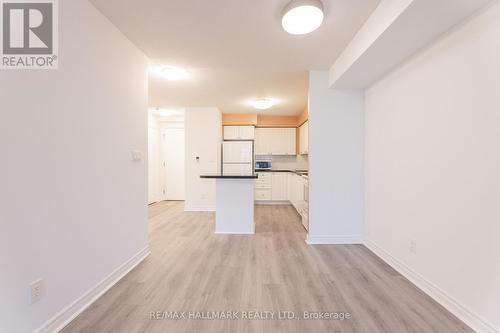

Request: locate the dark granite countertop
(255, 169), (308, 176)
(200, 170), (308, 179)
(200, 174), (258, 179)
(255, 169), (292, 173)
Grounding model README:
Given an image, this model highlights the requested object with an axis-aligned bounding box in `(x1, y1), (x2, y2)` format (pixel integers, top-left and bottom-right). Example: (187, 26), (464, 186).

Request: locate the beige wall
(256, 115), (298, 127)
(222, 110), (308, 128)
(296, 108), (309, 126)
(221, 113), (258, 126)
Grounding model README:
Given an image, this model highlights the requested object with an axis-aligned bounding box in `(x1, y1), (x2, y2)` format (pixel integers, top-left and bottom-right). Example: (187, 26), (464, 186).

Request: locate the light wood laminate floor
(62, 201), (472, 333)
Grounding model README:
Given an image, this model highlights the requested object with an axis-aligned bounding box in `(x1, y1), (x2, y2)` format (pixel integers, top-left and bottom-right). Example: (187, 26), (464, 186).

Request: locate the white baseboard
(365, 239), (499, 333)
(184, 204), (215, 212)
(254, 201), (291, 205)
(306, 234), (363, 245)
(36, 246), (151, 333)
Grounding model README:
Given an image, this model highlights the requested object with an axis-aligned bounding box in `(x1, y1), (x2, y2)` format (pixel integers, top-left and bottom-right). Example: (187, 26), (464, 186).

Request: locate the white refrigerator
(222, 141), (253, 176)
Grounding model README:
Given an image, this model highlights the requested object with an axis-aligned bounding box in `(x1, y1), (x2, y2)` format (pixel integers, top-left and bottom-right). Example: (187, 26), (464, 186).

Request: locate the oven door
(301, 207), (309, 231)
(303, 181), (309, 203)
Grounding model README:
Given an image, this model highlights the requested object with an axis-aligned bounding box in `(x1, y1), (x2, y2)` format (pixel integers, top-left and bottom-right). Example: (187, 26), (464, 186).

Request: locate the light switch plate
(131, 150), (142, 161)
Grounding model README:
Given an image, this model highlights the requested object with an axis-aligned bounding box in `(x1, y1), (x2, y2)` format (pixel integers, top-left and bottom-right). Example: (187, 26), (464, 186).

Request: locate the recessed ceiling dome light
(251, 98), (275, 110)
(160, 66), (190, 81)
(282, 0), (324, 35)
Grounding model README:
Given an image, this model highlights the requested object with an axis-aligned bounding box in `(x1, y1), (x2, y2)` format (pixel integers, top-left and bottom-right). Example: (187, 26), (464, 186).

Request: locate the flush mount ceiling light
(282, 0), (324, 35)
(251, 98), (275, 110)
(159, 66), (190, 81)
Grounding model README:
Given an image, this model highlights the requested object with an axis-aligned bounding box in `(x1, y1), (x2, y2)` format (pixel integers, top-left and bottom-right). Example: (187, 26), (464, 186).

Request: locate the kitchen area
(254, 165), (309, 231)
(202, 111), (309, 236)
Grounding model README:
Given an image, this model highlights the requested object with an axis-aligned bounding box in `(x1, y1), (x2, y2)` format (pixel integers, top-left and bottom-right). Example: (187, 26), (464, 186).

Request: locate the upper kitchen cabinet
(255, 128), (296, 155)
(299, 121), (309, 155)
(223, 126), (255, 140)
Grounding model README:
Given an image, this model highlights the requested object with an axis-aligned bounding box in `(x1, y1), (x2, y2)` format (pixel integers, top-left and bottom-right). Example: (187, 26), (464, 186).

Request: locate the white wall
(184, 108), (222, 211)
(148, 114), (161, 204)
(365, 2), (500, 332)
(308, 71), (364, 244)
(0, 1), (149, 332)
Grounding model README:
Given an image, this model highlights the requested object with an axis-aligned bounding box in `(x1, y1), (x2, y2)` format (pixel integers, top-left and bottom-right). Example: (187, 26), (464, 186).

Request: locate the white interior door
(162, 128), (185, 200)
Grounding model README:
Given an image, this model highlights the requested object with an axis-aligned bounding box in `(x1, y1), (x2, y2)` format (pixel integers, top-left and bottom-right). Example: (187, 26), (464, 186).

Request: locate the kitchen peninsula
(200, 174), (258, 234)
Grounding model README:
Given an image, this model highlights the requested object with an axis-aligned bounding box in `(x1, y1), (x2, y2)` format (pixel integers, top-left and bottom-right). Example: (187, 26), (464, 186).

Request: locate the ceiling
(89, 0), (380, 115)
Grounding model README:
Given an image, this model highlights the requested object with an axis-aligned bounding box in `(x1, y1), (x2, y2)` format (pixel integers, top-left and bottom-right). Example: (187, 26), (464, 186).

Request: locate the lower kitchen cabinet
(255, 188), (272, 200)
(288, 173), (305, 211)
(271, 172), (288, 200)
(255, 172), (307, 212)
(255, 172), (272, 201)
(255, 172), (286, 201)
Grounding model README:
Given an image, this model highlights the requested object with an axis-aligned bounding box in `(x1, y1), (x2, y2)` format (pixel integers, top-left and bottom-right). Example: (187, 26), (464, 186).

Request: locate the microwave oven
(255, 160), (272, 170)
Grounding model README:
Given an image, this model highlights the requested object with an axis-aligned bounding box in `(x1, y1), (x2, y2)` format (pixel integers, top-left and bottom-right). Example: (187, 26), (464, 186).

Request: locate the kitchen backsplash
(255, 155), (308, 170)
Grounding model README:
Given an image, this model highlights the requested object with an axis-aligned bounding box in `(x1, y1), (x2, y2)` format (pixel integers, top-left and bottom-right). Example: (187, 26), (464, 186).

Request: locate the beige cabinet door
(273, 129), (285, 155)
(223, 126), (239, 140)
(285, 128), (296, 155)
(290, 173), (298, 208)
(299, 121), (309, 155)
(262, 128), (274, 155)
(224, 126), (255, 140)
(255, 127), (296, 156)
(238, 126), (255, 140)
(271, 172), (288, 200)
(303, 122), (308, 154)
(255, 128), (269, 155)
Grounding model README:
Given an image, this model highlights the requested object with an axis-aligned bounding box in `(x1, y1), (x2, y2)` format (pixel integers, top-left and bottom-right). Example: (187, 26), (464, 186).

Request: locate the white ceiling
(89, 0), (380, 115)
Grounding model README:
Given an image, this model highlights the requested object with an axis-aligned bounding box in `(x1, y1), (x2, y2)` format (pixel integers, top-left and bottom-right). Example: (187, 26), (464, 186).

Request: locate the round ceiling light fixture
(281, 0), (324, 35)
(251, 98), (275, 110)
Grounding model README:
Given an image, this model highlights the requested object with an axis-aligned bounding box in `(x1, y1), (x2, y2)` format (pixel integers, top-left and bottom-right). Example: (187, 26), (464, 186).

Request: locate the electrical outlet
(30, 278), (44, 304)
(409, 240), (417, 255)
